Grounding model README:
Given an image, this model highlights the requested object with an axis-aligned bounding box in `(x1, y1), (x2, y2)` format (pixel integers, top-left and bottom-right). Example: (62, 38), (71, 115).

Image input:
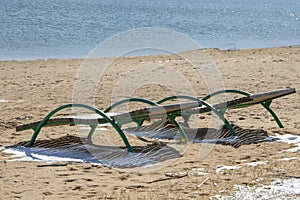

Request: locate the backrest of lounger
(229, 88), (296, 109)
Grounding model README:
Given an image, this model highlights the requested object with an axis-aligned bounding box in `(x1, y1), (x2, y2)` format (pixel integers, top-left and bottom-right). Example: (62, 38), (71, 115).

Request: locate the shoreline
(1, 45), (299, 62)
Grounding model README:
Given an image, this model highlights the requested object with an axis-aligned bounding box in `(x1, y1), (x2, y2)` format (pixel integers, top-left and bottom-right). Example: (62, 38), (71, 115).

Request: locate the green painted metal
(202, 89), (284, 128)
(262, 100), (284, 128)
(103, 96), (229, 139)
(157, 95), (236, 136)
(191, 99), (236, 136)
(263, 99), (272, 108)
(167, 113), (189, 142)
(157, 95), (201, 104)
(157, 96), (236, 137)
(157, 95), (201, 125)
(24, 95), (237, 148)
(16, 88), (294, 155)
(104, 98), (159, 113)
(136, 119), (144, 127)
(181, 114), (192, 126)
(159, 96), (236, 136)
(29, 103), (134, 152)
(87, 125), (97, 144)
(102, 97), (160, 132)
(103, 97), (193, 139)
(202, 89), (250, 101)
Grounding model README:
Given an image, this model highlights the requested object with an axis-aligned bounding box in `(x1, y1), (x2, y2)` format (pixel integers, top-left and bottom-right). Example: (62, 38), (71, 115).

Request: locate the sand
(0, 46), (299, 199)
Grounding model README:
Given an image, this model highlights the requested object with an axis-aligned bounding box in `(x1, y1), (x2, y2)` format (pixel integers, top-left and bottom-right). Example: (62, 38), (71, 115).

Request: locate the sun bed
(16, 88), (296, 152)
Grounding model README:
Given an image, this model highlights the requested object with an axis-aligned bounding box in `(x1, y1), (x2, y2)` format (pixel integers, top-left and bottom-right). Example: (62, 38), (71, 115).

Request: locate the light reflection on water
(0, 0), (299, 60)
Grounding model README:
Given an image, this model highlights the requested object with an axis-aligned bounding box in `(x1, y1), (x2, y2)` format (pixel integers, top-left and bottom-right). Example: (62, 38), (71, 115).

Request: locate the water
(0, 0), (299, 60)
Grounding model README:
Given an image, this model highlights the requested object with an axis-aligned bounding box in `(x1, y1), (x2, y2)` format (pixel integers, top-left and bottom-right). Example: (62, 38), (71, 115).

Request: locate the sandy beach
(0, 46), (299, 199)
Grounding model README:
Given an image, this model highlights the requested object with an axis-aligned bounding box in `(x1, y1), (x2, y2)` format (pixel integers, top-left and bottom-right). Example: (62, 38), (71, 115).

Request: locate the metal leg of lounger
(168, 114), (189, 142)
(158, 95), (236, 137)
(29, 104), (74, 147)
(157, 96), (199, 128)
(87, 125), (97, 144)
(103, 98), (159, 131)
(134, 119), (145, 131)
(194, 99), (236, 137)
(29, 104), (134, 152)
(202, 89), (284, 128)
(181, 114), (191, 127)
(261, 100), (284, 128)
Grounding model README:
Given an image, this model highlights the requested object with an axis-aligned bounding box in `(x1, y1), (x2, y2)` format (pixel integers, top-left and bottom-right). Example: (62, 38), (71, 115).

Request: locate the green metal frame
(157, 95), (201, 104)
(21, 89), (287, 153)
(103, 97), (190, 141)
(28, 103), (134, 152)
(104, 98), (159, 113)
(202, 89), (250, 100)
(156, 95), (208, 125)
(103, 96), (237, 139)
(104, 97), (159, 128)
(202, 89), (284, 128)
(157, 96), (237, 137)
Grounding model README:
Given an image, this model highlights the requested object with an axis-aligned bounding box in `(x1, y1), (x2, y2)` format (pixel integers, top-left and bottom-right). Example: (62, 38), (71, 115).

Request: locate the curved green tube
(202, 89), (250, 101)
(189, 98), (237, 137)
(157, 95), (201, 104)
(104, 98), (159, 113)
(157, 95), (236, 136)
(29, 103), (133, 152)
(202, 89), (284, 128)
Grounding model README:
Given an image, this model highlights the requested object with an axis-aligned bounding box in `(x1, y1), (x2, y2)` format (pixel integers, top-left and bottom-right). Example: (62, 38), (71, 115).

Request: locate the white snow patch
(165, 59), (177, 63)
(213, 178), (300, 200)
(272, 133), (300, 152)
(216, 161), (268, 173)
(244, 161), (268, 167)
(280, 157), (299, 161)
(216, 165), (241, 173)
(192, 167), (210, 175)
(193, 171), (210, 176)
(3, 148), (83, 163)
(0, 100), (10, 103)
(0, 100), (24, 103)
(192, 168), (205, 171)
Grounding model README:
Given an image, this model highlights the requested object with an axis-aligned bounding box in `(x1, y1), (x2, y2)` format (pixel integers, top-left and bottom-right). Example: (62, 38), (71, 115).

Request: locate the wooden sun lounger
(16, 88), (296, 152)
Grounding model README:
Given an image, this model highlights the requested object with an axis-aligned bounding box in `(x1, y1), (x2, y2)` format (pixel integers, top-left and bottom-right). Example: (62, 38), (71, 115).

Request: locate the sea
(0, 0), (299, 60)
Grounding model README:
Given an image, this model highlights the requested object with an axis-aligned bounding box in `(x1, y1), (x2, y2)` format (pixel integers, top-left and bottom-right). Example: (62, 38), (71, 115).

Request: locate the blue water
(0, 0), (299, 60)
